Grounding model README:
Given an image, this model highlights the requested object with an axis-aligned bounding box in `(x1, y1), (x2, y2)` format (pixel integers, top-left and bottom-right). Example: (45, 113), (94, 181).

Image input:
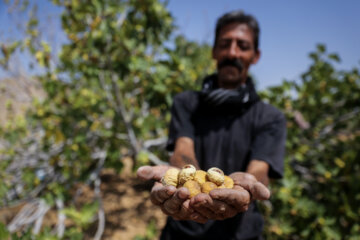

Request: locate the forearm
(170, 152), (200, 169)
(170, 137), (200, 169)
(246, 159), (270, 186)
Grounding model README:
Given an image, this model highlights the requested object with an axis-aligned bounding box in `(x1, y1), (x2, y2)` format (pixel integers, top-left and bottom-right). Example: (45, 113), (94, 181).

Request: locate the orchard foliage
(260, 45), (360, 240)
(0, 0), (214, 238)
(0, 0), (214, 205)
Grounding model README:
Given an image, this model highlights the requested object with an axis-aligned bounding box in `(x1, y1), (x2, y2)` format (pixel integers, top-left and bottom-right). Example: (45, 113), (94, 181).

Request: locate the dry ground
(96, 168), (167, 240)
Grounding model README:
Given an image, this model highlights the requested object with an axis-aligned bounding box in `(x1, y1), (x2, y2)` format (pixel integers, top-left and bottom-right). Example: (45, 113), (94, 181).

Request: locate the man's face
(212, 22), (260, 88)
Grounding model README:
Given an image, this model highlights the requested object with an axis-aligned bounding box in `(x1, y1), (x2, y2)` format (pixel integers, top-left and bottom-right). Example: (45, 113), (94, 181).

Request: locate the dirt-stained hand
(190, 171), (270, 221)
(190, 185), (251, 220)
(229, 172), (270, 200)
(137, 165), (208, 223)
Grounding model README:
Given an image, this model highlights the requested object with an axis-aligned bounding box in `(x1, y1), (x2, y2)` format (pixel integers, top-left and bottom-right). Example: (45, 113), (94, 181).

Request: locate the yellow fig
(178, 164), (196, 185)
(207, 167), (224, 186)
(194, 170), (207, 185)
(183, 180), (201, 198)
(161, 168), (179, 187)
(223, 175), (234, 189)
(201, 181), (218, 194)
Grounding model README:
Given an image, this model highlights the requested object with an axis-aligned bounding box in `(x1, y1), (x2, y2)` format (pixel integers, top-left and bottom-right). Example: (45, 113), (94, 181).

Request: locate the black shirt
(162, 90), (286, 240)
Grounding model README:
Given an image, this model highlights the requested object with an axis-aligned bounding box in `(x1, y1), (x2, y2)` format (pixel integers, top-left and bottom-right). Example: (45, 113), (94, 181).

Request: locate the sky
(1, 0), (360, 90)
(166, 0), (360, 89)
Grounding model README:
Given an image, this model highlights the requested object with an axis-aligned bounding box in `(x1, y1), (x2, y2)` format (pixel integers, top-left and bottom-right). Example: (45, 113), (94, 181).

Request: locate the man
(138, 10), (286, 240)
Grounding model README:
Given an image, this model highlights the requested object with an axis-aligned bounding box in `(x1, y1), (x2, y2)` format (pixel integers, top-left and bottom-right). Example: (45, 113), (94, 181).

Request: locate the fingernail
(191, 213), (198, 219)
(166, 188), (175, 195)
(137, 166), (150, 177)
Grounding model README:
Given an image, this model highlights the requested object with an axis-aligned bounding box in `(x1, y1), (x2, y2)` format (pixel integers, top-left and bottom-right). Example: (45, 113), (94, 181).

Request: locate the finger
(251, 182), (271, 200)
(170, 200), (208, 224)
(229, 172), (270, 200)
(212, 199), (238, 220)
(191, 193), (225, 214)
(195, 196), (237, 220)
(209, 187), (250, 212)
(189, 212), (208, 223)
(190, 194), (217, 219)
(178, 199), (194, 217)
(137, 165), (170, 181)
(161, 205), (172, 216)
(199, 190), (239, 219)
(150, 182), (176, 205)
(192, 203), (216, 219)
(210, 187), (251, 205)
(230, 172), (257, 190)
(169, 201), (191, 219)
(191, 194), (237, 220)
(210, 199), (236, 216)
(163, 187), (190, 215)
(178, 200), (207, 223)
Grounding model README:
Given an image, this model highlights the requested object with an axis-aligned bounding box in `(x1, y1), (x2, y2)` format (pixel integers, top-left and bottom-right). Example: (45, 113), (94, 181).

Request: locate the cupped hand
(229, 172), (270, 200)
(189, 172), (270, 221)
(190, 185), (251, 220)
(137, 165), (171, 181)
(137, 165), (208, 223)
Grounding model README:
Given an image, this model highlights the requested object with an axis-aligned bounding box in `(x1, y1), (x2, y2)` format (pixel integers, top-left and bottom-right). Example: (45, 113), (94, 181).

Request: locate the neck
(218, 77), (247, 89)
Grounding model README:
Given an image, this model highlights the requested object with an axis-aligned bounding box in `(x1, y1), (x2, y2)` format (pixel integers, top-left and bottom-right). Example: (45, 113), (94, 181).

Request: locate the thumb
(251, 182), (271, 200)
(137, 165), (170, 181)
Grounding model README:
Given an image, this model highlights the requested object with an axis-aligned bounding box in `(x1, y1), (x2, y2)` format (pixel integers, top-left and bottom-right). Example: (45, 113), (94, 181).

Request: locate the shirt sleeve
(166, 92), (195, 151)
(250, 111), (287, 179)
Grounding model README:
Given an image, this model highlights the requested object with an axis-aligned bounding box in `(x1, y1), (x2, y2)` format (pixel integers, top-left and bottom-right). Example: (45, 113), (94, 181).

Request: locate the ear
(212, 47), (217, 60)
(251, 49), (261, 64)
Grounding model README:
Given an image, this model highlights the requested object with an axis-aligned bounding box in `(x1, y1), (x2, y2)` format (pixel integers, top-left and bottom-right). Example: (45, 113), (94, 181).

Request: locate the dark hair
(214, 10), (260, 51)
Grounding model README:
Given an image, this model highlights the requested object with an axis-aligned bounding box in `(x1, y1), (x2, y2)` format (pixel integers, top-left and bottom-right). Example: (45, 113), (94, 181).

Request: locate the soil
(96, 168), (167, 240)
(0, 168), (167, 240)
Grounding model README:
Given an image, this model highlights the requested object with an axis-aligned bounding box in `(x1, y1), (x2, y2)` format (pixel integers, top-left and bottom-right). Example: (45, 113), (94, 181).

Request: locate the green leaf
(0, 222), (10, 239)
(317, 44), (326, 53)
(328, 53), (341, 62)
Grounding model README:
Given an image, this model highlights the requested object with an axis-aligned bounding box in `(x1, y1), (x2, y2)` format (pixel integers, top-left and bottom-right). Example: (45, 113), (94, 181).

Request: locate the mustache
(218, 58), (243, 72)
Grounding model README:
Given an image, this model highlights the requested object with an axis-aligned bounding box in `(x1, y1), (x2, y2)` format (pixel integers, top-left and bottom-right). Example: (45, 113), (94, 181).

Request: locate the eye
(237, 40), (251, 51)
(217, 40), (230, 49)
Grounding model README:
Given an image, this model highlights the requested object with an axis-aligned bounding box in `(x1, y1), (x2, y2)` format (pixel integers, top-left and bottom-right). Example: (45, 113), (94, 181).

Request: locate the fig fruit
(161, 168), (180, 187)
(207, 167), (224, 186)
(201, 181), (218, 194)
(183, 180), (201, 198)
(178, 164), (196, 185)
(194, 170), (207, 185)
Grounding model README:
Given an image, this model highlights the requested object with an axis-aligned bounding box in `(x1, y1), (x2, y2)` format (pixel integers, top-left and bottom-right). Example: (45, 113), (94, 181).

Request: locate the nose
(227, 41), (240, 58)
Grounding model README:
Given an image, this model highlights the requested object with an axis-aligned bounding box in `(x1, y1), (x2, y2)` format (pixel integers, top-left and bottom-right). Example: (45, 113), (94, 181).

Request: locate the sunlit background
(1, 0), (360, 88)
(0, 1), (359, 239)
